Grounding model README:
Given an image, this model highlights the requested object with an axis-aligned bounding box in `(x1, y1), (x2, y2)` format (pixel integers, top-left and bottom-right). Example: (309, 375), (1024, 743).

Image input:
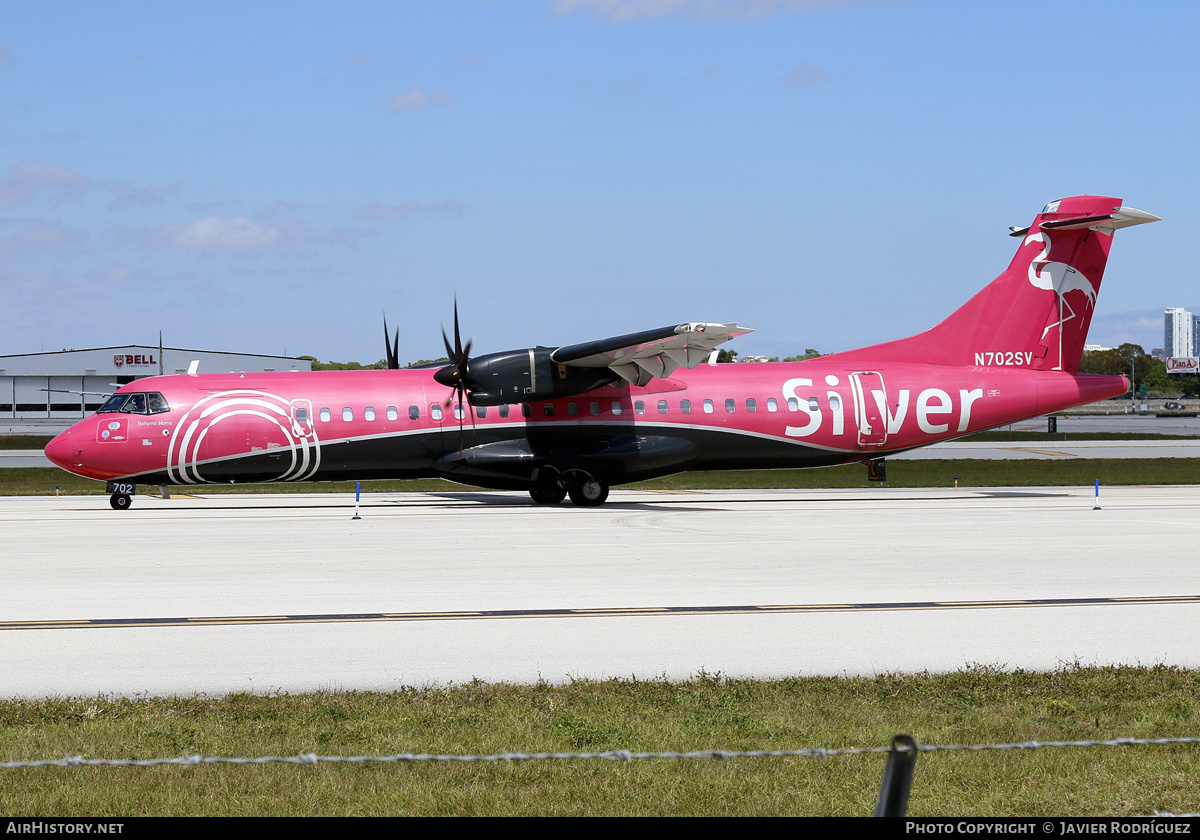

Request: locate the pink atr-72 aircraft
(46, 195), (1159, 510)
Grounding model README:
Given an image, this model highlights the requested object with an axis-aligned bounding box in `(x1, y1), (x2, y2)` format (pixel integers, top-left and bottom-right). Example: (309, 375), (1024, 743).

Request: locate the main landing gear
(529, 477), (567, 505)
(567, 473), (609, 507)
(109, 492), (132, 511)
(528, 471), (609, 507)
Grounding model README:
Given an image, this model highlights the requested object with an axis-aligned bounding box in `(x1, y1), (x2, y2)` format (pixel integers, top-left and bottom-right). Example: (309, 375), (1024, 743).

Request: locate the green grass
(0, 666), (1196, 816)
(4, 458), (1200, 497)
(962, 430), (1200, 441)
(0, 435), (54, 450)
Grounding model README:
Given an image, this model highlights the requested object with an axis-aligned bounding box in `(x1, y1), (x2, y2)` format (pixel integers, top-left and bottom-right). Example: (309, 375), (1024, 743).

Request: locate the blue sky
(1, 0), (1195, 363)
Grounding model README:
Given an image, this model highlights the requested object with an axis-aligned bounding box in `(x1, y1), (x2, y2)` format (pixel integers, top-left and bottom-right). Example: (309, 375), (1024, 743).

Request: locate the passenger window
(320, 408), (331, 422)
(703, 399), (714, 414)
(829, 395), (841, 411)
(808, 397), (819, 411)
(431, 404), (443, 421)
(364, 406), (376, 421)
(568, 402), (578, 417)
(657, 400), (668, 414)
(148, 393), (170, 414)
(589, 402), (600, 416)
(387, 406), (398, 421)
(408, 405), (419, 420)
(767, 397), (778, 412)
(454, 404), (465, 420)
(635, 400), (645, 415)
(295, 408), (309, 423)
(787, 397), (799, 411)
(342, 407), (353, 421)
(499, 405), (510, 418)
(746, 398), (756, 413)
(544, 403), (554, 417)
(681, 399), (691, 414)
(725, 398), (735, 413)
(522, 404), (532, 418)
(477, 405), (487, 418)
(611, 401), (622, 416)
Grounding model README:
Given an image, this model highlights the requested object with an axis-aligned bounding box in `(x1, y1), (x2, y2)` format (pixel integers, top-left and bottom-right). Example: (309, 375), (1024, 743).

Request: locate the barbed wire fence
(4, 734), (1199, 817)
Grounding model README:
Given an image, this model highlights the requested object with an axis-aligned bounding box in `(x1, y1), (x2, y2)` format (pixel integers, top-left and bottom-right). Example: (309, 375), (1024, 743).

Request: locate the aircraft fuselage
(44, 361), (1126, 492)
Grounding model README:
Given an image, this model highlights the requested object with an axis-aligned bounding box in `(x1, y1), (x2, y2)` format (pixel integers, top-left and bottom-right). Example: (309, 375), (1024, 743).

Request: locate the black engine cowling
(449, 348), (618, 406)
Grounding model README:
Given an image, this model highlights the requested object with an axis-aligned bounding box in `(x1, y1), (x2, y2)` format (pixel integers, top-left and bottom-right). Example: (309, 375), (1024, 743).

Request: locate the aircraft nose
(44, 429), (82, 471)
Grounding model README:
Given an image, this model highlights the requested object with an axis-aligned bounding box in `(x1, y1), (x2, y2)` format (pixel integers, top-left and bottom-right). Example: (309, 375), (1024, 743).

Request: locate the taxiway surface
(2, 487), (1199, 698)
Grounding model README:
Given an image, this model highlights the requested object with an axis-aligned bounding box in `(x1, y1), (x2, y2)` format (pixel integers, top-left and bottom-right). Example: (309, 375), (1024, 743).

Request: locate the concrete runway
(2, 486), (1199, 698)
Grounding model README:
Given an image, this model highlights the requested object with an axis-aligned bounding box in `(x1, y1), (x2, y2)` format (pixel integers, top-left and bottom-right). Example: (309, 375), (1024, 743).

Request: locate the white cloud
(780, 61), (828, 84)
(0, 161), (91, 205)
(354, 200), (466, 220)
(548, 0), (870, 22)
(428, 200), (466, 217)
(386, 88), (451, 112)
(109, 183), (182, 211)
(0, 220), (83, 256)
(354, 202), (424, 220)
(156, 217), (286, 251)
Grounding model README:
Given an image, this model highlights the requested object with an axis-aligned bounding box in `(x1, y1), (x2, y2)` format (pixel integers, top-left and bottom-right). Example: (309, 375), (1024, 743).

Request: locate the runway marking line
(2, 595), (1197, 632)
(1000, 447), (1076, 457)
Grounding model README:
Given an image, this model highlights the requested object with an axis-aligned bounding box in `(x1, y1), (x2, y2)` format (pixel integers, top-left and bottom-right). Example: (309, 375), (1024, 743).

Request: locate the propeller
(383, 314), (400, 370)
(432, 297), (476, 460)
(433, 297), (473, 402)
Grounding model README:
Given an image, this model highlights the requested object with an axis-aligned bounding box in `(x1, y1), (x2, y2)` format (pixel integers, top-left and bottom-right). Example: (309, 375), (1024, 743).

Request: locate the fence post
(874, 734), (918, 817)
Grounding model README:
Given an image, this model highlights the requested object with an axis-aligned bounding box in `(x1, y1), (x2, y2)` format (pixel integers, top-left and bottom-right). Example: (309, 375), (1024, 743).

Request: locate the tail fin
(830, 196), (1159, 373)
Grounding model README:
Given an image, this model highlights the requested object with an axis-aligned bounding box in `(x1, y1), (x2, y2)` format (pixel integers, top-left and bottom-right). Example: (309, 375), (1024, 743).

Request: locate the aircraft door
(290, 399), (315, 438)
(849, 372), (888, 447)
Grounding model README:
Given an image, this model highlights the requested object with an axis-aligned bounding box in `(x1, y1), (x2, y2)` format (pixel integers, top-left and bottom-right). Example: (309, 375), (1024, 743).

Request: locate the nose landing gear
(109, 492), (132, 511)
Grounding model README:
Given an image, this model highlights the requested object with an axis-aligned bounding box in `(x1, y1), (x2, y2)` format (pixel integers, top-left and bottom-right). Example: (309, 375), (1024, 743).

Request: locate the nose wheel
(567, 473), (609, 507)
(109, 492), (132, 511)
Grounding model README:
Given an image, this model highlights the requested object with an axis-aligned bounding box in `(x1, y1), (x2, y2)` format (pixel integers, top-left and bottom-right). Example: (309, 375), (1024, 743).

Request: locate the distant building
(1083, 344), (1112, 352)
(1165, 308), (1194, 358)
(0, 345), (311, 419)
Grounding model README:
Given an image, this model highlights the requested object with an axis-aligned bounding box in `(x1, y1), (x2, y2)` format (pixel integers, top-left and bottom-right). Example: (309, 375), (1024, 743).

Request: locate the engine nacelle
(458, 348), (618, 406)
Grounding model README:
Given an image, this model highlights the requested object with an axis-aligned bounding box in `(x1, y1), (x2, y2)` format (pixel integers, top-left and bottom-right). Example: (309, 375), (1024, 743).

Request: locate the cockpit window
(97, 392), (170, 415)
(97, 394), (129, 413)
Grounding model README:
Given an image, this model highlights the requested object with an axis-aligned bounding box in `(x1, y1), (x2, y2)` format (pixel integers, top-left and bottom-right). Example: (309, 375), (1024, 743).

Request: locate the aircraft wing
(551, 322), (753, 386)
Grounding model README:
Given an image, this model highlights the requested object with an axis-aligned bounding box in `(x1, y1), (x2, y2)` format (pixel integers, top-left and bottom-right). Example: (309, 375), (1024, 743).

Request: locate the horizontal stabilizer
(1010, 206), (1160, 237)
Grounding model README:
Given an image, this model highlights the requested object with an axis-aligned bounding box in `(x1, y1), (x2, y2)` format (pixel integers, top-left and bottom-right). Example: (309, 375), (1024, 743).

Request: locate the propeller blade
(383, 314), (400, 370)
(453, 297), (462, 361)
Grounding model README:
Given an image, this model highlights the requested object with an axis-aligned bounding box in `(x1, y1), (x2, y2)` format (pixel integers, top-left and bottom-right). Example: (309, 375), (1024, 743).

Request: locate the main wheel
(529, 480), (567, 505)
(567, 474), (609, 507)
(109, 493), (132, 511)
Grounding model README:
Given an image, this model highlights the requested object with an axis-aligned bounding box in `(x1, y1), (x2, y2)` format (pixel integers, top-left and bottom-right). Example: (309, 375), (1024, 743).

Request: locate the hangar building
(0, 346), (311, 419)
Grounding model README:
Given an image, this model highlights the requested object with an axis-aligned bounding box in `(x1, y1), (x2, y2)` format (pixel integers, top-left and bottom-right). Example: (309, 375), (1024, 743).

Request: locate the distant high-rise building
(1165, 308), (1194, 358)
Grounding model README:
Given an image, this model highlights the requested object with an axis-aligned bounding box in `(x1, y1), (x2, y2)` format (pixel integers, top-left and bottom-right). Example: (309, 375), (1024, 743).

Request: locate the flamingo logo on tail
(1023, 231), (1098, 370)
